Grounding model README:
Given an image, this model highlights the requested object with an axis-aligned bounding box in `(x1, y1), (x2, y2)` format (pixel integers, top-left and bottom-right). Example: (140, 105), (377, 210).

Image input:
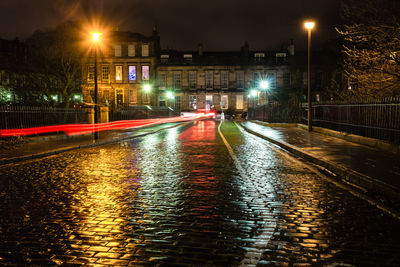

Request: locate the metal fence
(0, 105), (89, 130)
(303, 97), (400, 144)
(109, 106), (179, 122)
(248, 97), (400, 144)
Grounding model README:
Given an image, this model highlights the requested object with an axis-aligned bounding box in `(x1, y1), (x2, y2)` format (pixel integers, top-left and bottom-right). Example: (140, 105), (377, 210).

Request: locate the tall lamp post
(304, 21), (315, 132)
(92, 32), (102, 140)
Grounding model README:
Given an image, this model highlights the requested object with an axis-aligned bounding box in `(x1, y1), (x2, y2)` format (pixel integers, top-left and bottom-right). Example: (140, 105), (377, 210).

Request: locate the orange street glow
(304, 21), (315, 30)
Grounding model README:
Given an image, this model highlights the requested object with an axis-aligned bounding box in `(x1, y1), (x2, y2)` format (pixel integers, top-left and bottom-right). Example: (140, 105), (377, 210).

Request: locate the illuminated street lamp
(259, 80), (269, 90)
(165, 90), (175, 111)
(91, 31), (102, 140)
(250, 89), (258, 108)
(143, 84), (152, 93)
(304, 21), (315, 132)
(165, 91), (174, 99)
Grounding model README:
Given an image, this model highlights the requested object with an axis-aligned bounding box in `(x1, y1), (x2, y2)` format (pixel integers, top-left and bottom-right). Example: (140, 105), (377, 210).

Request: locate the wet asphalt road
(0, 119), (399, 266)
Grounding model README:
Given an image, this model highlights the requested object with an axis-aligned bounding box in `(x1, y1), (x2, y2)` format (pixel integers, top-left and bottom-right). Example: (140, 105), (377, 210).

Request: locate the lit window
(114, 45), (121, 57)
(189, 95), (197, 110)
(276, 52), (286, 64)
(236, 95), (244, 109)
(254, 53), (265, 62)
(160, 54), (169, 63)
(142, 44), (149, 57)
(115, 65), (122, 81)
(142, 66), (150, 81)
(102, 65), (110, 82)
(205, 95), (213, 110)
(184, 54), (192, 62)
(221, 95), (228, 109)
(128, 66), (136, 81)
(128, 44), (135, 57)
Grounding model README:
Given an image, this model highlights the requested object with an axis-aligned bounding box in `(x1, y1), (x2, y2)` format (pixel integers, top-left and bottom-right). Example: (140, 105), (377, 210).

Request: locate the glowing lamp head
(259, 80), (269, 90)
(166, 91), (174, 99)
(92, 32), (102, 42)
(304, 21), (315, 30)
(143, 84), (152, 93)
(250, 89), (258, 97)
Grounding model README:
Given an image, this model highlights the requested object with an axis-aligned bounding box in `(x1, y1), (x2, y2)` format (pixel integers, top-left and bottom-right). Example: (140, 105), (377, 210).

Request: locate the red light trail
(0, 112), (216, 137)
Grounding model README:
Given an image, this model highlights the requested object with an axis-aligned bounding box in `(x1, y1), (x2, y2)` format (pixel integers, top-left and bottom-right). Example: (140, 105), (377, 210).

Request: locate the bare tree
(25, 21), (84, 108)
(337, 0), (400, 100)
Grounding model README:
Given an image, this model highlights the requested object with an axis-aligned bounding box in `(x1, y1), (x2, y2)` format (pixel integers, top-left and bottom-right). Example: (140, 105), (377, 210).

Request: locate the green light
(250, 89), (258, 97)
(143, 84), (152, 92)
(6, 93), (12, 100)
(259, 80), (269, 90)
(74, 94), (81, 100)
(166, 91), (174, 99)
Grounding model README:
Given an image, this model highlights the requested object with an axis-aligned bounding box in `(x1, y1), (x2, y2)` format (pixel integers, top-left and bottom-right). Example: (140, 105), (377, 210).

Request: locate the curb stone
(252, 120), (400, 155)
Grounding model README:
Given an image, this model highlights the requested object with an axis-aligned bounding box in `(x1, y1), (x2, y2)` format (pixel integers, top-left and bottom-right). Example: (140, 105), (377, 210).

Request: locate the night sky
(0, 0), (341, 51)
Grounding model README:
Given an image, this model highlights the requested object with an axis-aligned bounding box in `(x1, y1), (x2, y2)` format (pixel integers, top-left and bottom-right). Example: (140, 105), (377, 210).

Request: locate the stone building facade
(82, 29), (160, 107)
(156, 46), (292, 113)
(82, 30), (294, 113)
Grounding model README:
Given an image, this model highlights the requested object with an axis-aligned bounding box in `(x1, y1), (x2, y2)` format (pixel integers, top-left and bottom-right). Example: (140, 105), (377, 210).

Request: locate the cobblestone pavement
(0, 120), (399, 266)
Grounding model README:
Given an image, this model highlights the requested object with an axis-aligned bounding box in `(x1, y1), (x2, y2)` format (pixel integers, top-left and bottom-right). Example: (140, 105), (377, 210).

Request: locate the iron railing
(0, 105), (88, 130)
(303, 97), (400, 144)
(248, 97), (400, 144)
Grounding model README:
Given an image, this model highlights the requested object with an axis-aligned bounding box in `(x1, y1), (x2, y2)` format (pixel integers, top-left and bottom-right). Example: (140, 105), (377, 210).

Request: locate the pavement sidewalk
(240, 121), (400, 212)
(0, 122), (187, 165)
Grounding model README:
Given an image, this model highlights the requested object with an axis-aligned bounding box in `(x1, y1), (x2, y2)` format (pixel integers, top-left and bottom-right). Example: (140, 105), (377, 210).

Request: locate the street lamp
(91, 31), (102, 140)
(165, 91), (174, 100)
(259, 80), (269, 90)
(250, 89), (258, 108)
(165, 90), (175, 111)
(304, 21), (315, 132)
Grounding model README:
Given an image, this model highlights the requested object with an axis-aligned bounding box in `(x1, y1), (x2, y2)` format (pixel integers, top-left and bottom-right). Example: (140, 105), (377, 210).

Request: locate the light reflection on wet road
(0, 120), (399, 266)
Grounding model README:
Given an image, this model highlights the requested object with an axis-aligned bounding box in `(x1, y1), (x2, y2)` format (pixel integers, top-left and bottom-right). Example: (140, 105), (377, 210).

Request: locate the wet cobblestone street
(0, 120), (399, 266)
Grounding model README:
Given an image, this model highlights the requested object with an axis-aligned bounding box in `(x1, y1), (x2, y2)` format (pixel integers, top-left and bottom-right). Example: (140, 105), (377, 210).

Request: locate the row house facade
(82, 29), (160, 107)
(82, 30), (295, 113)
(156, 47), (292, 113)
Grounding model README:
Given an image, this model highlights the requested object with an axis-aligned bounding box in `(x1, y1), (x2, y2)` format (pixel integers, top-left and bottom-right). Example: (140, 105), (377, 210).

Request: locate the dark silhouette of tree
(23, 21), (84, 107)
(337, 0), (400, 99)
